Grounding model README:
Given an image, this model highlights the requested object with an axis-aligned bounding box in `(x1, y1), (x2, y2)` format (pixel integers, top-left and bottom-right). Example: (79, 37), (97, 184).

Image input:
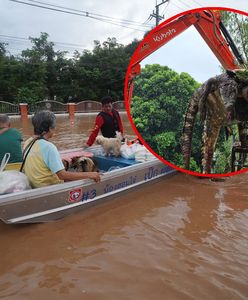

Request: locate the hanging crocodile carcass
(181, 69), (248, 174)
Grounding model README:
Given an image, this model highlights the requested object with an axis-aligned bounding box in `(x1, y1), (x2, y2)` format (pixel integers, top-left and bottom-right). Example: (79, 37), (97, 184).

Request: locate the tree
(75, 37), (134, 100)
(20, 32), (68, 101)
(0, 42), (7, 58)
(0, 43), (23, 102)
(131, 64), (201, 168)
(0, 34), (140, 104)
(221, 11), (248, 63)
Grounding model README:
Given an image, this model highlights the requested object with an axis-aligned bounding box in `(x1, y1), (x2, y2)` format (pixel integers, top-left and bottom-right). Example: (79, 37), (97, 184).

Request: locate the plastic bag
(133, 145), (156, 162)
(120, 144), (135, 159)
(134, 149), (155, 162)
(0, 170), (31, 194)
(0, 153), (31, 195)
(120, 143), (156, 161)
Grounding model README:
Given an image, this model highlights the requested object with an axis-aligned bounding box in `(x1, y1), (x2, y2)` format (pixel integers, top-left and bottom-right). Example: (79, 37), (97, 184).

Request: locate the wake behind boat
(0, 146), (176, 224)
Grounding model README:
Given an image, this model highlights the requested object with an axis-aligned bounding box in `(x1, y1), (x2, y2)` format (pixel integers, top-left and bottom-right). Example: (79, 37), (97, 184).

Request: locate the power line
(0, 36), (87, 55)
(149, 0), (170, 26)
(142, 15), (153, 25)
(9, 0), (152, 31)
(25, 0), (153, 27)
(168, 1), (193, 12)
(83, 15), (147, 32)
(0, 34), (86, 50)
(160, 0), (170, 17)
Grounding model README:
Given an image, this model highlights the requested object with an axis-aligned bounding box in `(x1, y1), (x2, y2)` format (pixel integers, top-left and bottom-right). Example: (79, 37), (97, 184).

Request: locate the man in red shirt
(85, 96), (124, 147)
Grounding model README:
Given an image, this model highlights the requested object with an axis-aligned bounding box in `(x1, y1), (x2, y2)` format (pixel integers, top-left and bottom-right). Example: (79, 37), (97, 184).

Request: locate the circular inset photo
(125, 7), (248, 177)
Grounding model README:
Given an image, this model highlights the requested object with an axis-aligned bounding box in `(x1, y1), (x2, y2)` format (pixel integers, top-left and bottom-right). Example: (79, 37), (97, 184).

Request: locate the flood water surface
(0, 115), (248, 299)
(10, 112), (136, 150)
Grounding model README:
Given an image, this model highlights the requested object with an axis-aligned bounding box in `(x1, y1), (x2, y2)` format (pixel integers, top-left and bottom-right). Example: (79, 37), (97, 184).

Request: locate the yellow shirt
(23, 138), (64, 188)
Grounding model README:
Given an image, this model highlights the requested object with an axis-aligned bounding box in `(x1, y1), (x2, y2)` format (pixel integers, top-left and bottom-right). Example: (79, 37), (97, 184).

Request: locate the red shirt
(86, 111), (124, 146)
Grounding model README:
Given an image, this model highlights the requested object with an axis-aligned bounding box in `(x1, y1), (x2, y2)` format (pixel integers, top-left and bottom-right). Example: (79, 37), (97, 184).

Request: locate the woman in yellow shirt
(23, 111), (101, 188)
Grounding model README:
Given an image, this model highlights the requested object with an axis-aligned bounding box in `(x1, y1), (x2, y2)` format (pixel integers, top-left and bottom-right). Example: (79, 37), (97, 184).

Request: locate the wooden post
(68, 103), (76, 124)
(19, 103), (28, 118)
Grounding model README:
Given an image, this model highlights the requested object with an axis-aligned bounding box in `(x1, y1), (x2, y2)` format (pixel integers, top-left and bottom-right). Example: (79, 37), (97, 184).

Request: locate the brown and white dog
(95, 131), (122, 157)
(62, 159), (70, 171)
(70, 156), (98, 172)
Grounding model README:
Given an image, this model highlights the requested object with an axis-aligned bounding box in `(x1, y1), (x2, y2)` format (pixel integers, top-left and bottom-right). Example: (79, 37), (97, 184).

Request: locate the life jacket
(99, 109), (121, 138)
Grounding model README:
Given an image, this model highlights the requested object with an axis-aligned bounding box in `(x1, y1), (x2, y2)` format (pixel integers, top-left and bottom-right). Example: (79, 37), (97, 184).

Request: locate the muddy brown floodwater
(9, 112), (136, 150)
(0, 114), (248, 300)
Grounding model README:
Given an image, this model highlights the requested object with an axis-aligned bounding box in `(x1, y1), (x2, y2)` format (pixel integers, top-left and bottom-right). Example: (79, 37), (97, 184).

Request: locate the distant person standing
(84, 96), (124, 147)
(67, 95), (73, 103)
(0, 114), (23, 169)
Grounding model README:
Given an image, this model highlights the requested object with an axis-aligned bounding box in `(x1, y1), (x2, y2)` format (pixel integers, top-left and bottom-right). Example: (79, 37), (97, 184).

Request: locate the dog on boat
(95, 131), (122, 157)
(70, 156), (98, 172)
(62, 159), (70, 171)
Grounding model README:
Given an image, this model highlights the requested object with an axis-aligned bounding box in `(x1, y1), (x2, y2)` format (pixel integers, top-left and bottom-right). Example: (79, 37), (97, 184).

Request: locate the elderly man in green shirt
(0, 114), (23, 169)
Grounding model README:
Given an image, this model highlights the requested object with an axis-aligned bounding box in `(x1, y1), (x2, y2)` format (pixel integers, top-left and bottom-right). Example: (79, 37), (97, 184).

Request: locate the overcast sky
(1, 0), (155, 54)
(1, 0), (247, 83)
(142, 23), (227, 82)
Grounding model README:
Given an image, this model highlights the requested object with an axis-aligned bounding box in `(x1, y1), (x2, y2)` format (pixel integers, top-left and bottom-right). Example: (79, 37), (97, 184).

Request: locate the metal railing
(29, 100), (68, 114)
(0, 100), (126, 115)
(0, 101), (20, 115)
(75, 100), (102, 112)
(112, 101), (125, 111)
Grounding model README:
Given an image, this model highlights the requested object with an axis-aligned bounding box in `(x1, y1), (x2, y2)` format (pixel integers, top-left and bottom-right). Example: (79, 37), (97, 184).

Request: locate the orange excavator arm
(127, 10), (244, 103)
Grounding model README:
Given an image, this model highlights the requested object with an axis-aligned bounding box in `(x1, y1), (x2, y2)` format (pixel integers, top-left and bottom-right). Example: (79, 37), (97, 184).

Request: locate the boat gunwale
(7, 168), (176, 224)
(0, 148), (168, 204)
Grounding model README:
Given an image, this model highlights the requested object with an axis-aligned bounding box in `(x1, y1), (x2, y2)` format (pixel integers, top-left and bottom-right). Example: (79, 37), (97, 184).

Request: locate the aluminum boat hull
(0, 147), (176, 224)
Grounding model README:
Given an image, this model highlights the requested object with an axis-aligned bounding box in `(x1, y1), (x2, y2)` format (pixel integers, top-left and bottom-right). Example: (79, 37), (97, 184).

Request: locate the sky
(1, 0), (247, 83)
(141, 26), (224, 83)
(0, 0), (155, 55)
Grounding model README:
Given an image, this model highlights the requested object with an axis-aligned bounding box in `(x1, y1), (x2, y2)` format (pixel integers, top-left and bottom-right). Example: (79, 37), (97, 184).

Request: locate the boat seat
(4, 162), (22, 171)
(93, 155), (139, 172)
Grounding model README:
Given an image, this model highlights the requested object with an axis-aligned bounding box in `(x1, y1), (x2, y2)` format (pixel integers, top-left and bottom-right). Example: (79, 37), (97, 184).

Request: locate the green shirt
(0, 128), (23, 163)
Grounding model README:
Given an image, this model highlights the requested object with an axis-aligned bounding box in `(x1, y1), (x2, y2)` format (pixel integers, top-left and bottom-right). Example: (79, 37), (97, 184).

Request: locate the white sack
(0, 170), (31, 195)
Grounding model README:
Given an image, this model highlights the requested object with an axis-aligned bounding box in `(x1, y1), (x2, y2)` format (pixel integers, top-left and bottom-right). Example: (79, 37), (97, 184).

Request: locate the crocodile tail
(181, 90), (200, 169)
(181, 78), (216, 170)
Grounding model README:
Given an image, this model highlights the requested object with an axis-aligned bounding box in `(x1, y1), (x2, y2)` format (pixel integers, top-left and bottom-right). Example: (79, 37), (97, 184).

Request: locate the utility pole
(150, 0), (169, 26)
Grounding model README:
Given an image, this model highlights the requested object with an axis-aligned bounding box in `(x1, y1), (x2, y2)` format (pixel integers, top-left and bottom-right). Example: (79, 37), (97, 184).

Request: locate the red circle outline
(124, 6), (248, 178)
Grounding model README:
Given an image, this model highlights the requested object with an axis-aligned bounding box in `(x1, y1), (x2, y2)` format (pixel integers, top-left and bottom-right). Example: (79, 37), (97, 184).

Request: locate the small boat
(0, 147), (176, 224)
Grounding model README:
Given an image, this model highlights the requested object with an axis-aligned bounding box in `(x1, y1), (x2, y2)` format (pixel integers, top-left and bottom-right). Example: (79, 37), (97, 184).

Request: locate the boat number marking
(81, 189), (97, 202)
(68, 188), (97, 204)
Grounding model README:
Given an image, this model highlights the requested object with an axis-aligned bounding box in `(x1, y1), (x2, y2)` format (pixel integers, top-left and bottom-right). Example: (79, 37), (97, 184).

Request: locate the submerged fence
(0, 101), (19, 115)
(112, 101), (125, 111)
(29, 100), (68, 114)
(75, 100), (102, 113)
(0, 100), (126, 117)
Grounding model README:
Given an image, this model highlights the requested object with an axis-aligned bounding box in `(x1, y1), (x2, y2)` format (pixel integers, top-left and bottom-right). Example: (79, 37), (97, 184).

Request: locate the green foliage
(221, 11), (248, 63)
(0, 34), (139, 103)
(131, 64), (202, 169)
(0, 42), (7, 57)
(235, 69), (248, 81)
(16, 86), (43, 104)
(131, 63), (239, 172)
(76, 37), (131, 100)
(213, 126), (237, 173)
(0, 56), (23, 102)
(187, 157), (201, 172)
(153, 132), (176, 161)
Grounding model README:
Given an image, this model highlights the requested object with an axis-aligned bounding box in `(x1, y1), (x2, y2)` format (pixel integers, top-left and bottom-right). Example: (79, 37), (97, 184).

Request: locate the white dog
(95, 131), (122, 157)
